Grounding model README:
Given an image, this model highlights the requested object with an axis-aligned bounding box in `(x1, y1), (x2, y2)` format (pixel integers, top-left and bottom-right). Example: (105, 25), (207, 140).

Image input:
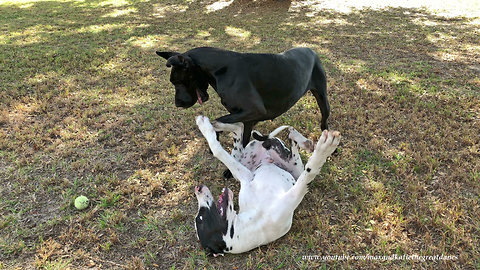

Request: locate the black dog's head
(156, 51), (209, 108)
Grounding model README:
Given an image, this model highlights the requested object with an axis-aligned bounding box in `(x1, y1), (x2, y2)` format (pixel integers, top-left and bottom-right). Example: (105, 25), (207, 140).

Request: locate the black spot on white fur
(261, 138), (292, 160)
(307, 168), (311, 172)
(195, 205), (227, 255)
(230, 224), (234, 238)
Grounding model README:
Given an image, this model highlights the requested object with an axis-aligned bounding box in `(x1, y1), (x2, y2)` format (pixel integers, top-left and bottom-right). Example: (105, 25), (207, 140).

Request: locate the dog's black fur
(156, 47), (330, 147)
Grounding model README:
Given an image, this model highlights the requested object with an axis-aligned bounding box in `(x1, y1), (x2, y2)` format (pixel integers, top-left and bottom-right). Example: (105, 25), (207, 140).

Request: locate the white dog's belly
(238, 164), (295, 211)
(252, 164), (296, 190)
(228, 212), (293, 254)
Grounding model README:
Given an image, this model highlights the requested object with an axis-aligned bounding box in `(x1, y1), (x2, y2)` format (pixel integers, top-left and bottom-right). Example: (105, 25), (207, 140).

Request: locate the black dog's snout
(175, 99), (187, 107)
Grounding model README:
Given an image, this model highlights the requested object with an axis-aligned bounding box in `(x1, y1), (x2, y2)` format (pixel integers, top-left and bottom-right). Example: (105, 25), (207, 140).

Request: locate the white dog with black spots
(194, 115), (340, 256)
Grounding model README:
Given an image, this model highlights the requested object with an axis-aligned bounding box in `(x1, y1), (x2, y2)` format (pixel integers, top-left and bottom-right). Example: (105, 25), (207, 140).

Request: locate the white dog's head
(194, 185), (235, 256)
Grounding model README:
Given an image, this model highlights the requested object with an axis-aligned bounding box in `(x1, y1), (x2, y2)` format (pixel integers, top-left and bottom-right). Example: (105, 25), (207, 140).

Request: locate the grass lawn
(1, 0), (479, 268)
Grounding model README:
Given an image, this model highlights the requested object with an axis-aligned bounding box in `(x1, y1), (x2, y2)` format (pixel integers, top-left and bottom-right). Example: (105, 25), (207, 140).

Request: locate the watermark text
(301, 254), (458, 262)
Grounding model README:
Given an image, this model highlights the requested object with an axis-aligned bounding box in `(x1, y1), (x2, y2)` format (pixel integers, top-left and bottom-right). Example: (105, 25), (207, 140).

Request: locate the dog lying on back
(194, 116), (340, 256)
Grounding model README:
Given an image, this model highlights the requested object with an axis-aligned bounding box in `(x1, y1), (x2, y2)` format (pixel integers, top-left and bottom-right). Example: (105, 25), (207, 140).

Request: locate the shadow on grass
(0, 0), (479, 268)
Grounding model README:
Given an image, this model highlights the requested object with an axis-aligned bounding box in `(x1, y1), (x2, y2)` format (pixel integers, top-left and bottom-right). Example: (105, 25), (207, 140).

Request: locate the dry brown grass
(0, 0), (479, 269)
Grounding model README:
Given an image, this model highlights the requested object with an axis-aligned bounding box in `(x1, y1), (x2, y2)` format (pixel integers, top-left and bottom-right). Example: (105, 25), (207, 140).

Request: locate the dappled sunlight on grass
(290, 0), (480, 17)
(127, 34), (170, 49)
(102, 7), (136, 17)
(205, 0), (233, 13)
(1, 0), (59, 7)
(0, 0), (479, 268)
(337, 59), (367, 74)
(152, 2), (188, 18)
(1, 24), (53, 45)
(224, 25), (262, 47)
(225, 25), (251, 39)
(76, 23), (127, 34)
(91, 0), (131, 8)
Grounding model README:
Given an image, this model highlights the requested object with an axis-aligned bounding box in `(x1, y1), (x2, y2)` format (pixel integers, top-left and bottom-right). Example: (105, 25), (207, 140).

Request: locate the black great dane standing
(156, 47), (330, 147)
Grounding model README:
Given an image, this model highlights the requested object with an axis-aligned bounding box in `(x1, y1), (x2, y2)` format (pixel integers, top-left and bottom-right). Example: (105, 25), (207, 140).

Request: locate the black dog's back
(243, 48), (320, 118)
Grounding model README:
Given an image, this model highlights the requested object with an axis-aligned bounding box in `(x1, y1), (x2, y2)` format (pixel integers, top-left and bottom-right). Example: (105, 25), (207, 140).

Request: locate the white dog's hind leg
(288, 127), (315, 153)
(197, 116), (253, 183)
(287, 127), (316, 179)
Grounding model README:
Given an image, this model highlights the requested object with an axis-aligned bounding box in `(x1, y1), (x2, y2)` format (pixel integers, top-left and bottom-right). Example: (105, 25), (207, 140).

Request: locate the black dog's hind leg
(310, 60), (330, 131)
(311, 89), (329, 131)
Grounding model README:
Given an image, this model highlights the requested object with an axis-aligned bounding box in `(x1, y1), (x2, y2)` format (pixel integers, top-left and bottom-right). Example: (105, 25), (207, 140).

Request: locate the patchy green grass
(1, 0), (479, 268)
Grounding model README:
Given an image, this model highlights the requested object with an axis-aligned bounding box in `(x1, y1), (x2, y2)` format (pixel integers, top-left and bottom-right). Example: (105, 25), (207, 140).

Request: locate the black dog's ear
(162, 54), (193, 68)
(177, 55), (193, 68)
(156, 51), (179, 68)
(156, 51), (180, 60)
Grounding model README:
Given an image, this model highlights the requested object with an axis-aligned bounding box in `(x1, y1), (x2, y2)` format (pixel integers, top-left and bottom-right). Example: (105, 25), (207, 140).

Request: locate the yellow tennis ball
(74, 195), (89, 210)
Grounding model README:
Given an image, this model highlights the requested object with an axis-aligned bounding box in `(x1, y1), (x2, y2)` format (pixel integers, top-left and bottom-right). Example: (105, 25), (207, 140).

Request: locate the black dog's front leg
(215, 91), (266, 127)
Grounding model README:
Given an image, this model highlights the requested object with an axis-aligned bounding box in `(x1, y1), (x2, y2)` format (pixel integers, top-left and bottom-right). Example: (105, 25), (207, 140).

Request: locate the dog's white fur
(194, 115), (340, 254)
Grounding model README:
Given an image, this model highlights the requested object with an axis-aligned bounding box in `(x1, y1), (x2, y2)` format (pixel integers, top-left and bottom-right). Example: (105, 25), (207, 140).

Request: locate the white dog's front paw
(315, 130), (341, 156)
(196, 115), (225, 156)
(196, 115), (216, 139)
(195, 115), (208, 127)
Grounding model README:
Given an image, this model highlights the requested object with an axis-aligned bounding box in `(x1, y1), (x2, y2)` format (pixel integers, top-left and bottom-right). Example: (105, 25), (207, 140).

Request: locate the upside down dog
(193, 115), (340, 256)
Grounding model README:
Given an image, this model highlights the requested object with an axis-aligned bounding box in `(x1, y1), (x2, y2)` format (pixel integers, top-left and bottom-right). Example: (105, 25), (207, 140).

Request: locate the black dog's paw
(223, 169), (233, 179)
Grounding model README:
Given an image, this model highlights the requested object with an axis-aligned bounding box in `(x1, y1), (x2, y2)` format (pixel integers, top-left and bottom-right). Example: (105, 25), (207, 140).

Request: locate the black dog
(156, 47), (330, 147)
